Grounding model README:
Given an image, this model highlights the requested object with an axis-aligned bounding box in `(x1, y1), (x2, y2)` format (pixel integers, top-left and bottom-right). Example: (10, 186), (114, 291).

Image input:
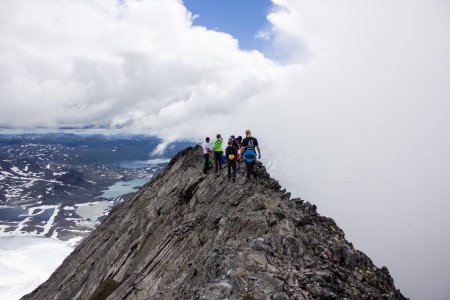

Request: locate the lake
(75, 178), (149, 228)
(100, 178), (149, 199)
(0, 207), (28, 222)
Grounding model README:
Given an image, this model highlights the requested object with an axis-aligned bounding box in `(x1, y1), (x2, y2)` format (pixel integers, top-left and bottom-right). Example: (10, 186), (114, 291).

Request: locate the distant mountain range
(0, 132), (194, 243)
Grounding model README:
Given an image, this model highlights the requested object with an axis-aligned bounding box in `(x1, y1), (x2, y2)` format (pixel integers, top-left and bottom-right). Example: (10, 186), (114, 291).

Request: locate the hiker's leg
(245, 162), (251, 179)
(203, 154), (209, 173)
(227, 161), (231, 179)
(232, 160), (237, 178)
(214, 152), (219, 172)
(248, 161), (255, 179)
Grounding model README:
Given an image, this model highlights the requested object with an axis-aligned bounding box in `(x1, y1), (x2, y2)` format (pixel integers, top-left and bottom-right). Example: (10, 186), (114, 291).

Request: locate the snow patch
(53, 172), (67, 176)
(66, 236), (83, 247)
(0, 236), (73, 300)
(7, 205), (60, 236)
(11, 166), (28, 176)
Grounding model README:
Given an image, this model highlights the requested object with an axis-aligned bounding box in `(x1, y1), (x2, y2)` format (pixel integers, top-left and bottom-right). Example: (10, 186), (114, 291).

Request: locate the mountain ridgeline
(23, 146), (407, 300)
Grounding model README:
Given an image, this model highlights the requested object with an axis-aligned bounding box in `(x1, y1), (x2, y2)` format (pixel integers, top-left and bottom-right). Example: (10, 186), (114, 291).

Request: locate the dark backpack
(242, 149), (257, 163)
(226, 146), (237, 160)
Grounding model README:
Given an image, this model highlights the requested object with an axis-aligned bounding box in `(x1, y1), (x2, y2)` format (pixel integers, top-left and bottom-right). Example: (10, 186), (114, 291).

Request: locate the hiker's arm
(257, 146), (261, 159)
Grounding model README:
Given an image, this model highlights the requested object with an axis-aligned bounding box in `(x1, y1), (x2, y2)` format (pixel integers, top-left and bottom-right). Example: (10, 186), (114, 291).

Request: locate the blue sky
(183, 0), (273, 51)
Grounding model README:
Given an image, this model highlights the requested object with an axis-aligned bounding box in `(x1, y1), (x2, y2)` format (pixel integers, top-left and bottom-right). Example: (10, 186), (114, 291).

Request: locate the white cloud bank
(0, 0), (279, 137)
(1, 0), (450, 299)
(0, 236), (73, 300)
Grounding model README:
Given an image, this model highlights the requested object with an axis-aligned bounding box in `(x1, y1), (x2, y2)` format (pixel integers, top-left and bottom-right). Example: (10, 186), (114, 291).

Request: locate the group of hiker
(201, 129), (261, 182)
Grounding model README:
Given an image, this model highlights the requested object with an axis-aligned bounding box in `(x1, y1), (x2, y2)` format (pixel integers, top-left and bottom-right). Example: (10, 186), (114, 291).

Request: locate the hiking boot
(232, 178), (236, 183)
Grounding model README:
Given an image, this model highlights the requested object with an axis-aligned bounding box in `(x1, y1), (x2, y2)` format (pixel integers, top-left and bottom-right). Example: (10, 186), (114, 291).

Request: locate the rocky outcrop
(23, 146), (407, 300)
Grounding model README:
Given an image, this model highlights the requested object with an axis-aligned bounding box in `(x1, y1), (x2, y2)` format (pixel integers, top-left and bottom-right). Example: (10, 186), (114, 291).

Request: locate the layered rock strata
(23, 146), (407, 300)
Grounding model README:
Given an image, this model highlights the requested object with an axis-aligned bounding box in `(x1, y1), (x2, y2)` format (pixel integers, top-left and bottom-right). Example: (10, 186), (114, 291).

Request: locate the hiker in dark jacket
(230, 135), (239, 149)
(235, 135), (243, 160)
(236, 136), (242, 148)
(240, 129), (261, 180)
(225, 139), (238, 182)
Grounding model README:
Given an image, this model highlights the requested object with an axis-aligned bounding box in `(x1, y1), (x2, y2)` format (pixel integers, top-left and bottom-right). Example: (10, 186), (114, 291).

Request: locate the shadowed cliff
(22, 146), (407, 300)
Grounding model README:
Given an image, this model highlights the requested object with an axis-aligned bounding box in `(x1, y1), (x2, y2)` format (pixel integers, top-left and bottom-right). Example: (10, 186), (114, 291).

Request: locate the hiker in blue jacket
(241, 129), (261, 180)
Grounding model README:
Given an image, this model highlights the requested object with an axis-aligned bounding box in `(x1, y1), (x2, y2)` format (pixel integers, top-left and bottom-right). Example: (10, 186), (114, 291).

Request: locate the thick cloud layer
(1, 0), (449, 298)
(0, 0), (278, 134)
(255, 2), (450, 299)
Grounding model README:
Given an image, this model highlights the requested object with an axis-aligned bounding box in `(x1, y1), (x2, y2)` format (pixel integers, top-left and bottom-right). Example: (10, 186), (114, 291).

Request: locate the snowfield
(0, 236), (73, 300)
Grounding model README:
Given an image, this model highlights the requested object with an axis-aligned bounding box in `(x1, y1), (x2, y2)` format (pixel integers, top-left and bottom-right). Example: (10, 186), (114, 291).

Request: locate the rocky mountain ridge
(23, 146), (407, 299)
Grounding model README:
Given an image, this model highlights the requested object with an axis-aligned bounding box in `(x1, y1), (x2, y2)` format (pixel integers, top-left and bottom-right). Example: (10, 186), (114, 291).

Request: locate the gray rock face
(22, 146), (407, 300)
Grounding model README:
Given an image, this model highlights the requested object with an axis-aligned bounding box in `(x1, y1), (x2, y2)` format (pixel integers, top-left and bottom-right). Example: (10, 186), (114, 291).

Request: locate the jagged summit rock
(23, 146), (407, 300)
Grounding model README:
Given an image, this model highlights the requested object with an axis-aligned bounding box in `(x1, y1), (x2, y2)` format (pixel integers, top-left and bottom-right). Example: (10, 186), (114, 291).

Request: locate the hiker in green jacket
(213, 133), (223, 172)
